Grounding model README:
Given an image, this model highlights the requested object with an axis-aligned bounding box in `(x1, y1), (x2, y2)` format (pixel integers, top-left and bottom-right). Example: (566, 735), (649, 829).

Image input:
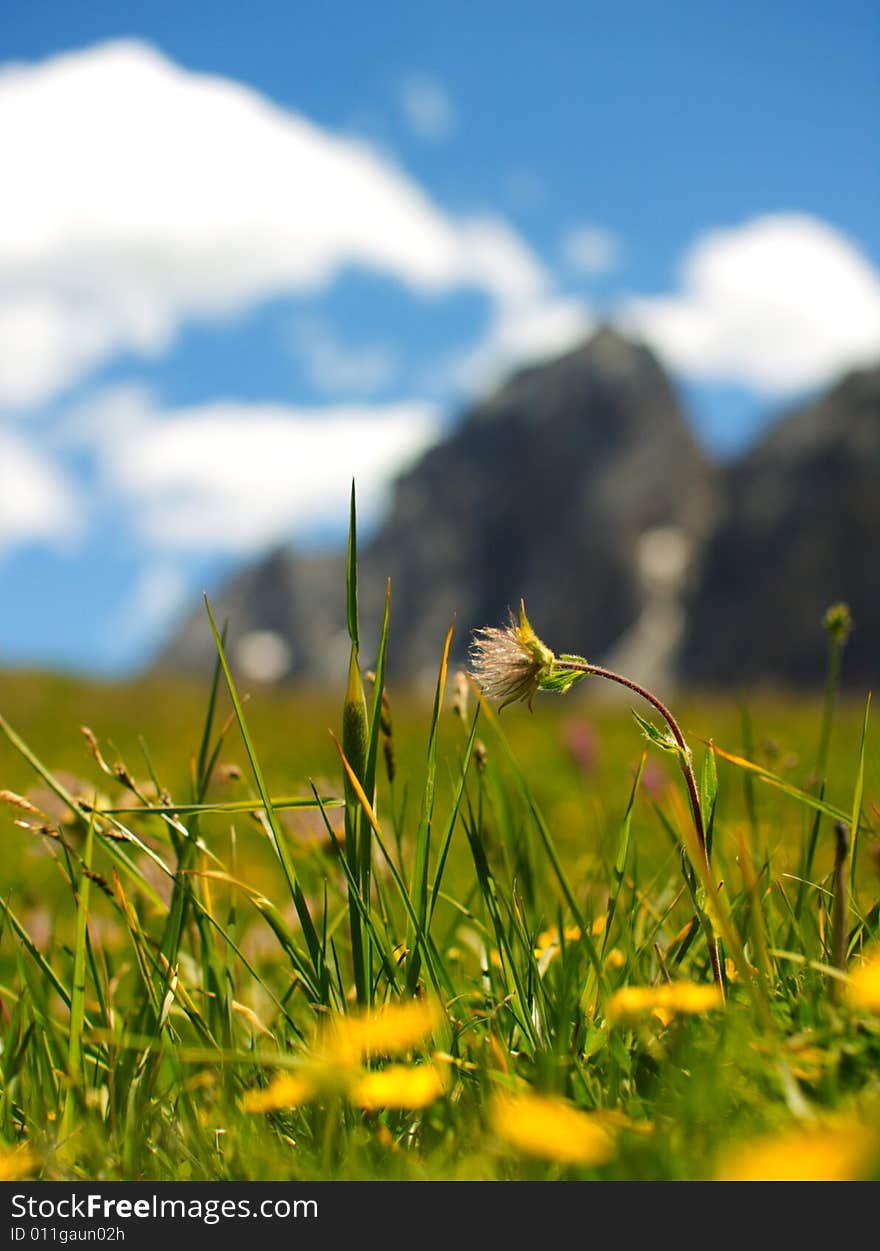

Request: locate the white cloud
(619, 214), (880, 394)
(0, 429), (80, 551)
(442, 216), (594, 392)
(399, 73), (456, 141)
(0, 296), (143, 409)
(81, 390), (440, 554)
(561, 224), (623, 276)
(290, 318), (398, 395)
(0, 41), (547, 409)
(458, 217), (548, 310)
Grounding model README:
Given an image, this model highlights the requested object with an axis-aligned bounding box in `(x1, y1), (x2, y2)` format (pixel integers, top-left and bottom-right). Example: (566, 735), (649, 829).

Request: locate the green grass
(1, 526), (879, 1181)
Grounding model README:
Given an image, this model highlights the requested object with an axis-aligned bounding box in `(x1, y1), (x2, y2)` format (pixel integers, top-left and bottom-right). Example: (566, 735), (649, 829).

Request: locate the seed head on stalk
(468, 600), (552, 711)
(468, 600), (586, 711)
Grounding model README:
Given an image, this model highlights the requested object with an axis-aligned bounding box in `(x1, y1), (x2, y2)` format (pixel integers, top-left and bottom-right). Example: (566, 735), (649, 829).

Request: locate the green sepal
(539, 665), (588, 695)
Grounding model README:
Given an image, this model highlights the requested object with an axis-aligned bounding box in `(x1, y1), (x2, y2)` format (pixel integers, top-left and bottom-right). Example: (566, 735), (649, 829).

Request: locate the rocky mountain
(681, 363), (880, 688)
(159, 327), (718, 686)
(157, 330), (880, 690)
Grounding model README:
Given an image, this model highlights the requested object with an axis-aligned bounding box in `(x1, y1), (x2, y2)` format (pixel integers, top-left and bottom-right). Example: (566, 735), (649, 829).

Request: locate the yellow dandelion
(845, 947), (880, 1012)
(607, 985), (675, 1026)
(348, 1063), (447, 1111)
(607, 980), (722, 1025)
(534, 918), (605, 961)
(0, 1145), (37, 1181)
(716, 1120), (878, 1181)
(241, 1072), (313, 1113)
(320, 997), (443, 1065)
(489, 1091), (617, 1167)
(606, 948), (626, 970)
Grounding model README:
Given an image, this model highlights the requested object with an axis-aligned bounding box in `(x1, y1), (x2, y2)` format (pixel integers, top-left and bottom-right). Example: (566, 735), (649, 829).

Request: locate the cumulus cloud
(399, 73), (456, 141)
(0, 41), (547, 409)
(290, 318), (398, 395)
(0, 429), (80, 552)
(440, 216), (594, 392)
(77, 389), (440, 554)
(561, 224), (623, 276)
(619, 214), (880, 394)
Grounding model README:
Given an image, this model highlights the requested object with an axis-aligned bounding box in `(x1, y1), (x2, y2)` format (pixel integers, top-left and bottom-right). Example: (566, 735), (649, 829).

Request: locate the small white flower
(469, 600), (555, 711)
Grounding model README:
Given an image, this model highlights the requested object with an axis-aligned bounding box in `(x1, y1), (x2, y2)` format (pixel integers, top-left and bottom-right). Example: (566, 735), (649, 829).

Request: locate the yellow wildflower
(0, 1145), (37, 1181)
(716, 1120), (877, 1181)
(607, 981), (722, 1025)
(348, 1063), (447, 1111)
(320, 997), (443, 1065)
(845, 947), (880, 1012)
(241, 1072), (313, 1113)
(534, 918), (605, 961)
(489, 1091), (617, 1167)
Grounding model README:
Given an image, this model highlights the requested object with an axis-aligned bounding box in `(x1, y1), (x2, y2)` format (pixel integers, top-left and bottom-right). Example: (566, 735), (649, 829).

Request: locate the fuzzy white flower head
(468, 600), (556, 712)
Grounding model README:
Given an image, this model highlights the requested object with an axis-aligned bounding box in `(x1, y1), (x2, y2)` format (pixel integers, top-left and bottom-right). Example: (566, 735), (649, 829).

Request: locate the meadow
(1, 520), (878, 1182)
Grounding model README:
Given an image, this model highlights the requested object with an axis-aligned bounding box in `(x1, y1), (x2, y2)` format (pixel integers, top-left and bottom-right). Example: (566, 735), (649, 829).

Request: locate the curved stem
(555, 659), (724, 994)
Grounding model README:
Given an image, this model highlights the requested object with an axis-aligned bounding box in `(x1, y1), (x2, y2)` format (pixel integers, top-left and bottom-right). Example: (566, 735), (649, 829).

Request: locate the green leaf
(632, 710), (685, 760)
(346, 479), (359, 654)
(700, 741), (718, 856)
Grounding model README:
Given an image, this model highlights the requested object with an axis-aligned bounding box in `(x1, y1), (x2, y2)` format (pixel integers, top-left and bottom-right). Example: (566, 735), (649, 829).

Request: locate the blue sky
(2, 1), (879, 674)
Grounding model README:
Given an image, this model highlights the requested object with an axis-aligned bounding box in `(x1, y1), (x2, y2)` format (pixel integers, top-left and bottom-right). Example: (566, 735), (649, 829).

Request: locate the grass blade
(203, 595), (325, 991)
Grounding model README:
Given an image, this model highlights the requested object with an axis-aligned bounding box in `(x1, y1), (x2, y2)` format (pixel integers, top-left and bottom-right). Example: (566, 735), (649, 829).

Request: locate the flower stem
(554, 659), (724, 995)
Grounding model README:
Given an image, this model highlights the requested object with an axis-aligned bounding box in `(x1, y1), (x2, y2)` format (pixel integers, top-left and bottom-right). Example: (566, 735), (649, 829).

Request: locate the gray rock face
(681, 365), (880, 688)
(157, 327), (718, 685)
(159, 548), (347, 683)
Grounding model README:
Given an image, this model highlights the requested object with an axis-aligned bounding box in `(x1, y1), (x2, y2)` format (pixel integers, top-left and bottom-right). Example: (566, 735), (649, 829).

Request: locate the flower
(845, 946), (880, 1011)
(607, 981), (723, 1026)
(534, 918), (606, 968)
(0, 1145), (37, 1181)
(348, 1063), (447, 1110)
(822, 601), (853, 644)
(240, 1072), (314, 1113)
(715, 1119), (877, 1181)
(489, 1091), (617, 1166)
(319, 997), (443, 1066)
(469, 601), (556, 711)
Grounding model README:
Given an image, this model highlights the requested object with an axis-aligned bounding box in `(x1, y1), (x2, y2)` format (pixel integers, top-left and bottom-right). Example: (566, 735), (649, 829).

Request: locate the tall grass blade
(847, 693), (871, 895)
(603, 752), (645, 957)
(406, 622), (454, 993)
(203, 595), (324, 990)
(711, 742), (852, 825)
(60, 810), (96, 1136)
(428, 706), (481, 924)
(332, 735), (452, 998)
(346, 479), (359, 655)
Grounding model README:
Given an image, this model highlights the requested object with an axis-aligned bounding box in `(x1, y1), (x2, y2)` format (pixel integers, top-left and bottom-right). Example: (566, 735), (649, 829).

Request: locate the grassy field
(1, 540), (879, 1182)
